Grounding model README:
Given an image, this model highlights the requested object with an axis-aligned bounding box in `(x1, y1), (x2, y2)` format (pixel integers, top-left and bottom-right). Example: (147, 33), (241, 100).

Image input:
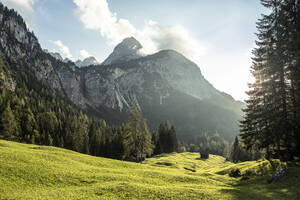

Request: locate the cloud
(80, 49), (91, 59)
(73, 0), (207, 62)
(2, 0), (36, 27)
(50, 40), (73, 60)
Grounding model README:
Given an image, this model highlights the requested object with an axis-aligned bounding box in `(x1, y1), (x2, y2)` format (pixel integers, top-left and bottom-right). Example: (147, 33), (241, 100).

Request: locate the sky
(1, 0), (268, 101)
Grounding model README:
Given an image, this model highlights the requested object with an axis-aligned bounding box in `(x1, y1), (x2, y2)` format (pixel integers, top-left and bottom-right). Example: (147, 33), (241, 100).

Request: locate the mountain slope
(80, 49), (243, 140)
(0, 3), (243, 141)
(1, 140), (299, 200)
(0, 56), (15, 91)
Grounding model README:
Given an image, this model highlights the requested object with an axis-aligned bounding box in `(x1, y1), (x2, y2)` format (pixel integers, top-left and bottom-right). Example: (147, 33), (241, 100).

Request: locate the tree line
(180, 133), (230, 157)
(240, 0), (300, 161)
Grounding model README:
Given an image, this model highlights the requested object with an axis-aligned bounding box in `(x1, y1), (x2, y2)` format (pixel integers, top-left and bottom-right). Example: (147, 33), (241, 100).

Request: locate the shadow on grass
(29, 146), (45, 150)
(221, 170), (300, 200)
(183, 167), (196, 172)
(151, 154), (169, 158)
(195, 157), (208, 161)
(0, 143), (9, 148)
(155, 162), (174, 167)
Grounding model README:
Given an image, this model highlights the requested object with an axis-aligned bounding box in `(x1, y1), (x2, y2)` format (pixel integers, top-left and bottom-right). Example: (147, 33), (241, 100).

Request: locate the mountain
(102, 37), (144, 65)
(75, 56), (100, 67)
(81, 49), (244, 140)
(0, 3), (243, 141)
(43, 50), (64, 61)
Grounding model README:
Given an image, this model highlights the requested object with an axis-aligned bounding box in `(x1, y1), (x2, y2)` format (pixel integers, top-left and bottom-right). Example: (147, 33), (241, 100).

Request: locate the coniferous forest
(0, 56), (181, 161)
(240, 0), (300, 161)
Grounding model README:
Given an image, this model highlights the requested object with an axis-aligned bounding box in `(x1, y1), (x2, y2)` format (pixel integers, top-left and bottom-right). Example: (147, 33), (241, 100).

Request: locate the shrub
(200, 151), (209, 159)
(241, 176), (250, 181)
(229, 169), (241, 178)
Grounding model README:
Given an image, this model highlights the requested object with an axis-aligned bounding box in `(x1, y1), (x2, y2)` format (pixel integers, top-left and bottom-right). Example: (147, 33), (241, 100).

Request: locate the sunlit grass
(0, 140), (299, 200)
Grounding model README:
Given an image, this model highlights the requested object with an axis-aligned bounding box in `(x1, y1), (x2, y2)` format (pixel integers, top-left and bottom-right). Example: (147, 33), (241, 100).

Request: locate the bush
(244, 170), (255, 177)
(268, 168), (286, 183)
(241, 176), (250, 181)
(200, 151), (209, 159)
(229, 169), (241, 178)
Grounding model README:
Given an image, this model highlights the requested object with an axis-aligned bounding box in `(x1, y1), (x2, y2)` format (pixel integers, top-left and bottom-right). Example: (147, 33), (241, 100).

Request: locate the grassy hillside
(0, 140), (299, 200)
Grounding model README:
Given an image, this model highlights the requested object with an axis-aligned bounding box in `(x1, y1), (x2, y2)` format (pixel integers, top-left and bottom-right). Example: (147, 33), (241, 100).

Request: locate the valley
(0, 1), (300, 199)
(0, 140), (299, 200)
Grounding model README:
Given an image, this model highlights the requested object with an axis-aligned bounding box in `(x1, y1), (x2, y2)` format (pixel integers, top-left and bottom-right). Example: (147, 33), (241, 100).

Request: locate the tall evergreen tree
(153, 121), (178, 155)
(0, 103), (18, 140)
(230, 137), (242, 163)
(20, 107), (38, 143)
(241, 0), (300, 160)
(125, 100), (153, 161)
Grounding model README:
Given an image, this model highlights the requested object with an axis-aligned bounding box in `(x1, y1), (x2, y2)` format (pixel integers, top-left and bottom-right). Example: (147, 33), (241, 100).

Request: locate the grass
(0, 140), (299, 200)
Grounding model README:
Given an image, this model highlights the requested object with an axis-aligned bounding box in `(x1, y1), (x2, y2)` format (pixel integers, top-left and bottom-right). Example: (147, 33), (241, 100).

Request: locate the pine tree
(0, 103), (18, 140)
(140, 119), (154, 158)
(37, 112), (58, 145)
(230, 137), (241, 163)
(152, 131), (162, 155)
(20, 107), (37, 143)
(125, 100), (153, 162)
(153, 122), (179, 155)
(284, 0), (300, 157)
(241, 0), (300, 160)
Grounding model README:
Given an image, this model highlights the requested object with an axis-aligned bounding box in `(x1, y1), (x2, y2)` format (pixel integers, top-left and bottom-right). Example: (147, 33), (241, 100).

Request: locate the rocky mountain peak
(115, 37), (142, 52)
(76, 56), (100, 67)
(102, 37), (144, 65)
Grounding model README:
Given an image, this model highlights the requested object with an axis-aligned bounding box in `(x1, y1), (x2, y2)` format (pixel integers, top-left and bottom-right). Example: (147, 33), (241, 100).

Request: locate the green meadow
(0, 140), (299, 200)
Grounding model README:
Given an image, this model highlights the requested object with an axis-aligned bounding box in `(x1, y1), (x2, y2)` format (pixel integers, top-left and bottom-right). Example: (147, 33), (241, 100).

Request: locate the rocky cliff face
(80, 48), (243, 114)
(0, 3), (244, 141)
(0, 4), (87, 107)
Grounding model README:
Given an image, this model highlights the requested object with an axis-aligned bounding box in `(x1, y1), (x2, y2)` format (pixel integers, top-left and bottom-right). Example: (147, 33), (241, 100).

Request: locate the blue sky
(1, 0), (268, 101)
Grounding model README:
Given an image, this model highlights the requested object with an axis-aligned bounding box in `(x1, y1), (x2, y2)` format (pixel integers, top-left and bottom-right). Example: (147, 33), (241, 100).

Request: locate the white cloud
(73, 0), (207, 62)
(50, 40), (73, 60)
(80, 49), (91, 59)
(2, 0), (36, 27)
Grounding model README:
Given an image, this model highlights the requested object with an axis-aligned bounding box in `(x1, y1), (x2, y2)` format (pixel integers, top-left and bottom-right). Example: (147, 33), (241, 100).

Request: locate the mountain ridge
(0, 3), (243, 141)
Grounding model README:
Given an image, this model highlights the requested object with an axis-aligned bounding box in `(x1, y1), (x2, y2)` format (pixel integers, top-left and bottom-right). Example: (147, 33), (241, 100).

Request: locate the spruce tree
(0, 103), (18, 140)
(125, 100), (153, 161)
(20, 107), (37, 143)
(230, 137), (241, 163)
(241, 0), (300, 160)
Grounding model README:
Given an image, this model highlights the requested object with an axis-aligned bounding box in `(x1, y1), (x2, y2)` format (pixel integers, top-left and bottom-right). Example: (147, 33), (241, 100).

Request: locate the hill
(0, 140), (299, 200)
